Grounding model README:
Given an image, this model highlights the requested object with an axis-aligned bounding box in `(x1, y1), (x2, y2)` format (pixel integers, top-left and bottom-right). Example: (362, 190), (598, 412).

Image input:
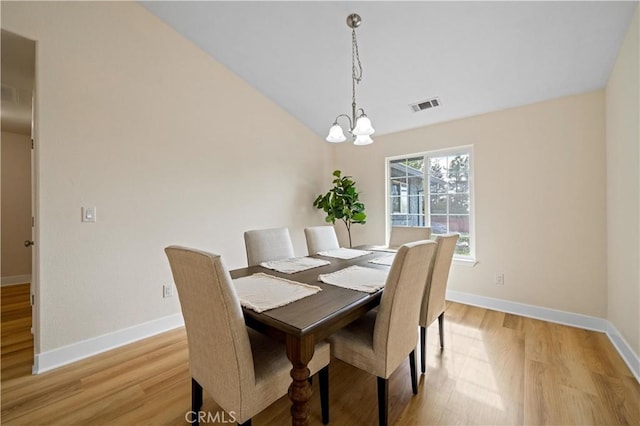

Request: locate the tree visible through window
(389, 147), (473, 258)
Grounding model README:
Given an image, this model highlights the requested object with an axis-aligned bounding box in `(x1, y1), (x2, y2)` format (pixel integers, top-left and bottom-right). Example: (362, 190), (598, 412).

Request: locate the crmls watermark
(185, 410), (237, 424)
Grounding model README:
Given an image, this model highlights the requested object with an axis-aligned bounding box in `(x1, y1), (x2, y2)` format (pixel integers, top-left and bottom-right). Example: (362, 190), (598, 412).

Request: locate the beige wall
(1, 2), (332, 352)
(2, 0), (634, 364)
(605, 8), (639, 356)
(1, 131), (32, 278)
(335, 91), (607, 318)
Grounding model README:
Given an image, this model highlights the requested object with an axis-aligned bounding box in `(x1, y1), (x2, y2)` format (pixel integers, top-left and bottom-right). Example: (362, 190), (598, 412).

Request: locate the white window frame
(385, 145), (477, 265)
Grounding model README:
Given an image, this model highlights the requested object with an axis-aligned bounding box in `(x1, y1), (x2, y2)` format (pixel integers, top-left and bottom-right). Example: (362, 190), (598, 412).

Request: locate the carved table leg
(286, 334), (315, 426)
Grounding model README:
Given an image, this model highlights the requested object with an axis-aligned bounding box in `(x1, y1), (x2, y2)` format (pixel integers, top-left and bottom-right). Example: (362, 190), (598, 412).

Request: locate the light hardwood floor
(1, 284), (33, 381)
(1, 283), (638, 425)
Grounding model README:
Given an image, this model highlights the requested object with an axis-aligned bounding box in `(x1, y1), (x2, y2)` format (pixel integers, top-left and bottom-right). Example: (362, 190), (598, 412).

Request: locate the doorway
(1, 29), (36, 378)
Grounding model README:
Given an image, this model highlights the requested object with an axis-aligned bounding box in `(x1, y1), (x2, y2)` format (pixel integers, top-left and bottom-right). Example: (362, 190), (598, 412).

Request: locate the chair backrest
(388, 226), (432, 249)
(165, 246), (254, 413)
(420, 234), (459, 327)
(244, 227), (295, 266)
(373, 240), (437, 377)
(304, 226), (340, 255)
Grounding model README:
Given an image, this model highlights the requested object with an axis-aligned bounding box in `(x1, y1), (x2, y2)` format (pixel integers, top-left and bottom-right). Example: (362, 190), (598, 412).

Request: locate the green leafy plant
(313, 170), (367, 248)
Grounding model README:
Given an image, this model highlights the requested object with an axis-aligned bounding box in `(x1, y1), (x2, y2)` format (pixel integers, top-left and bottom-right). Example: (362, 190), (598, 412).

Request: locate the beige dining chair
(165, 246), (330, 426)
(419, 233), (459, 374)
(244, 227), (295, 267)
(388, 226), (431, 249)
(328, 240), (437, 426)
(304, 226), (340, 255)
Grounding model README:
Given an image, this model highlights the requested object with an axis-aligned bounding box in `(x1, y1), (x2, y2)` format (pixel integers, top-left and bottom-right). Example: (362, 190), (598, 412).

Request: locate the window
(388, 146), (474, 259)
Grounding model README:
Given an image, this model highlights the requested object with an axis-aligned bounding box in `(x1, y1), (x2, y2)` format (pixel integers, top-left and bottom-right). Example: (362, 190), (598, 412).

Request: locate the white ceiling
(1, 3), (636, 139)
(141, 1), (637, 140)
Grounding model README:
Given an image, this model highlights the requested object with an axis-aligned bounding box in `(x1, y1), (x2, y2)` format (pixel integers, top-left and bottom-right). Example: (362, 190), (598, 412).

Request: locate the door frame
(29, 36), (40, 373)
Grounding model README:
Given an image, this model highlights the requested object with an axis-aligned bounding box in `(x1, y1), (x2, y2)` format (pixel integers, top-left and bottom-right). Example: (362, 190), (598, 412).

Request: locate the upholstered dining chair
(388, 226), (431, 249)
(419, 233), (459, 374)
(165, 246), (330, 426)
(304, 226), (340, 255)
(328, 240), (437, 426)
(244, 227), (295, 267)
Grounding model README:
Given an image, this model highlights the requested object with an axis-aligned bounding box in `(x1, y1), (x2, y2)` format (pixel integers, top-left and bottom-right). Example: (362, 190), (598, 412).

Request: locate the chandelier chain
(351, 28), (363, 106)
(325, 13), (374, 145)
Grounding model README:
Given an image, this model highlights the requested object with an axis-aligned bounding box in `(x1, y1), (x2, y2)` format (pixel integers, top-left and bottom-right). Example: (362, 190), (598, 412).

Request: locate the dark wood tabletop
(229, 248), (392, 425)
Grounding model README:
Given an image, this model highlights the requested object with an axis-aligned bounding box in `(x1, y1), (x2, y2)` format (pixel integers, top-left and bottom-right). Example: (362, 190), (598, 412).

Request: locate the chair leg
(420, 326), (427, 374)
(438, 312), (445, 349)
(319, 366), (330, 425)
(192, 378), (203, 426)
(377, 377), (388, 426)
(409, 350), (418, 395)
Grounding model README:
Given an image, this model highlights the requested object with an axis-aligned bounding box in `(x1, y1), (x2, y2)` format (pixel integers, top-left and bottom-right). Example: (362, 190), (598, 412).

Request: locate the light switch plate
(82, 207), (96, 222)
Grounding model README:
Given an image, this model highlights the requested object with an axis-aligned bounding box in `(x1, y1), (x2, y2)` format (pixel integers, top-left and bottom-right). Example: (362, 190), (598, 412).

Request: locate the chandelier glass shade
(326, 13), (375, 145)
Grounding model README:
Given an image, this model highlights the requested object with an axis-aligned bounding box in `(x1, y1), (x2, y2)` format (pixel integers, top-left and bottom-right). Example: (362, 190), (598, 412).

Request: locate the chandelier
(326, 13), (375, 145)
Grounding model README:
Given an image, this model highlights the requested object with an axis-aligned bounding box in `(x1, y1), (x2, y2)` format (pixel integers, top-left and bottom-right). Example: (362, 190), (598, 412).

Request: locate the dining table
(229, 248), (393, 426)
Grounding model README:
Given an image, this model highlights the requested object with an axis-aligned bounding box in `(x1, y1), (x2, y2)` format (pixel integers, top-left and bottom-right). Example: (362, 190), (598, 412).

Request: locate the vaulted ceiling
(141, 1), (637, 141)
(2, 2), (636, 140)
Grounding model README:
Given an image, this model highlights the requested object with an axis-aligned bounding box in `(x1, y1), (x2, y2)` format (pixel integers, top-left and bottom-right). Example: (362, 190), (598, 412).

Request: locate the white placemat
(369, 254), (396, 266)
(260, 257), (330, 274)
(318, 265), (388, 293)
(369, 245), (398, 253)
(233, 273), (321, 313)
(317, 248), (372, 259)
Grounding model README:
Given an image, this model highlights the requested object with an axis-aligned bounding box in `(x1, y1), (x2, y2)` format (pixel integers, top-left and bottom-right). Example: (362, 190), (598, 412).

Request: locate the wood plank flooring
(1, 284), (33, 381)
(1, 284), (638, 425)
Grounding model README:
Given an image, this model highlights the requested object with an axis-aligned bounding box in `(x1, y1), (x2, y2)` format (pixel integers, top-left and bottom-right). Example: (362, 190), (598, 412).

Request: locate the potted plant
(313, 170), (367, 248)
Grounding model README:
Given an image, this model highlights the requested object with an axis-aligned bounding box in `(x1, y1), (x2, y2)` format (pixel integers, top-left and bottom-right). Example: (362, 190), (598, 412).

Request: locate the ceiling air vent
(410, 97), (441, 113)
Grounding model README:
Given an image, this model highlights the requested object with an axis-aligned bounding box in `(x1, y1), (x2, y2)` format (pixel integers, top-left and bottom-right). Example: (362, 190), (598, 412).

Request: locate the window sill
(453, 257), (478, 267)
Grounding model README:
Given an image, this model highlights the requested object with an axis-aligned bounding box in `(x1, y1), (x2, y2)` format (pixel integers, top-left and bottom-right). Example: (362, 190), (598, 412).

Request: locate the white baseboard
(33, 313), (184, 374)
(1, 274), (32, 286)
(605, 322), (640, 383)
(446, 290), (639, 383)
(446, 290), (607, 331)
(32, 290), (640, 384)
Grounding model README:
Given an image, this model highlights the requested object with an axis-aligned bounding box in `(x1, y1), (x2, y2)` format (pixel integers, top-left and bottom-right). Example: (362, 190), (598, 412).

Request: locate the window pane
(390, 159), (406, 177)
(447, 175), (468, 194)
(407, 214), (425, 227)
(447, 154), (469, 175)
(407, 195), (424, 215)
(390, 178), (407, 196)
(446, 155), (469, 193)
(405, 157), (424, 173)
(455, 234), (471, 256)
(430, 215), (448, 235)
(449, 180), (469, 193)
(408, 177), (424, 195)
(430, 195), (447, 214)
(449, 194), (469, 214)
(449, 215), (469, 233)
(428, 157), (447, 176)
(429, 175), (447, 194)
(390, 196), (402, 214)
(391, 215), (407, 226)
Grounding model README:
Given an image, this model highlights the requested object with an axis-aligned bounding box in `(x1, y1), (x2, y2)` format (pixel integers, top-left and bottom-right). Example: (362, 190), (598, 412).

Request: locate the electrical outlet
(495, 272), (504, 285)
(163, 284), (174, 298)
